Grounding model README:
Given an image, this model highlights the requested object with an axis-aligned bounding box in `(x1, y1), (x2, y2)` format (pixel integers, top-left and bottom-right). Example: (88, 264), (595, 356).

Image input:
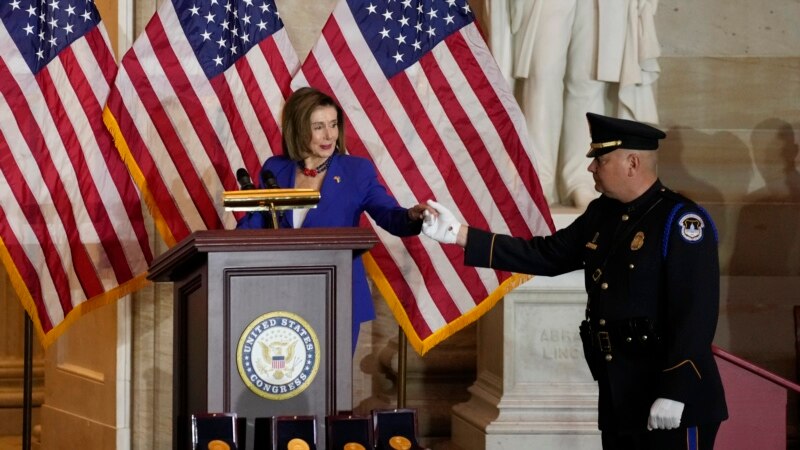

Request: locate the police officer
(421, 113), (728, 449)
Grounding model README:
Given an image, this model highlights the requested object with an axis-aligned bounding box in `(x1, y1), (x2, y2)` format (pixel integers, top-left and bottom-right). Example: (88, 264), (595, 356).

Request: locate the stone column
(451, 267), (601, 449)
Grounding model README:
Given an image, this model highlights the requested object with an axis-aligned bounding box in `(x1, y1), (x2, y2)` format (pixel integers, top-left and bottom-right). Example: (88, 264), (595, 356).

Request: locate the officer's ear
(625, 151), (641, 176)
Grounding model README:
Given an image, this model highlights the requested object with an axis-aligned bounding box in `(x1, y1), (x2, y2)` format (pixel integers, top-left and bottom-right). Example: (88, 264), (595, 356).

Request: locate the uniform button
(629, 264), (635, 269)
(621, 214), (630, 221)
(601, 282), (609, 290)
(598, 319), (606, 326)
(605, 354), (613, 362)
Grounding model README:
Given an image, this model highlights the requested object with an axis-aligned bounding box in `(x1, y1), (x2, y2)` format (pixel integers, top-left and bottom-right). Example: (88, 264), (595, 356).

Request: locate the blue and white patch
(678, 213), (705, 242)
(236, 311), (320, 400)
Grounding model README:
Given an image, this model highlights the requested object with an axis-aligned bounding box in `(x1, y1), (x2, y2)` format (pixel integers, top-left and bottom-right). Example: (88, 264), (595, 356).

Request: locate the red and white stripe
(105, 0), (299, 245)
(0, 23), (152, 346)
(294, 1), (554, 354)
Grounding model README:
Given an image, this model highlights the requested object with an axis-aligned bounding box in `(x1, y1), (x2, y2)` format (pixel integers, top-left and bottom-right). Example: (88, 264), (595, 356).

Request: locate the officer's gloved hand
(647, 398), (685, 430)
(422, 200), (461, 244)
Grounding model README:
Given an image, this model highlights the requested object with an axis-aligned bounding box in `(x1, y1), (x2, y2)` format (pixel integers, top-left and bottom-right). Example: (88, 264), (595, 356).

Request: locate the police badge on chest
(630, 231), (645, 250)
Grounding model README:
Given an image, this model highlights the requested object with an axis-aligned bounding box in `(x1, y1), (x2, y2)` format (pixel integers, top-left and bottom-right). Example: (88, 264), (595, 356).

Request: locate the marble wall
(652, 2), (800, 383)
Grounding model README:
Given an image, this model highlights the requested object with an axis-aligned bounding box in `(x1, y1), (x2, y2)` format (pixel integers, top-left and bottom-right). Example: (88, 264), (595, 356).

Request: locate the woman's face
(307, 105), (339, 160)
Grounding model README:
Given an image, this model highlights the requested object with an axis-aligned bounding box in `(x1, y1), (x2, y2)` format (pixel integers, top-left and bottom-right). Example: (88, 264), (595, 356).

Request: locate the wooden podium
(147, 228), (378, 450)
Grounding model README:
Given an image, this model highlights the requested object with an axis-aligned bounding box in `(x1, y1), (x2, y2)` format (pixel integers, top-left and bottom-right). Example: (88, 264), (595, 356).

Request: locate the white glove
(647, 398), (685, 430)
(422, 200), (461, 244)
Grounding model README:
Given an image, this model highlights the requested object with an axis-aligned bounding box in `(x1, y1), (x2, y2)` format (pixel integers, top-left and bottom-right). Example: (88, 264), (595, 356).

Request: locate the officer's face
(587, 150), (632, 200)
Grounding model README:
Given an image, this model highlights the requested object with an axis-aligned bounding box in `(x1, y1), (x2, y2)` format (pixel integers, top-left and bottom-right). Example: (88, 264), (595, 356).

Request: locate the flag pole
(22, 313), (33, 450)
(397, 326), (407, 408)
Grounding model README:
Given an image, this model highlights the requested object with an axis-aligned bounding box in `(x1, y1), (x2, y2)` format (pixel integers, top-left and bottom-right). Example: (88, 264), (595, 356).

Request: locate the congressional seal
(236, 311), (321, 400)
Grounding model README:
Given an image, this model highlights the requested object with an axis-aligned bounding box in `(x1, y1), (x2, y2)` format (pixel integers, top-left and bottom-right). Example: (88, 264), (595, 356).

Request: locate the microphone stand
(261, 169), (281, 229)
(397, 327), (407, 408)
(269, 204), (279, 230)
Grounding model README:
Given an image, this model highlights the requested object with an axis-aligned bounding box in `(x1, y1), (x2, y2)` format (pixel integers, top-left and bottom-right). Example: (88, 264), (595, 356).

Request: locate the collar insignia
(586, 232), (600, 250)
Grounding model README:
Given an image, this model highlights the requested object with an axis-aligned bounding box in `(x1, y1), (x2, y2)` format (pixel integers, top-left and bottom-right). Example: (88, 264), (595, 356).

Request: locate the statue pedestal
(451, 212), (602, 450)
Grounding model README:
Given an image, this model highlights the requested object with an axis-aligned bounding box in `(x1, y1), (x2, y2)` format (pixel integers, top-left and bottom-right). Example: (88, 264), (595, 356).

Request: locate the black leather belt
(584, 317), (660, 355)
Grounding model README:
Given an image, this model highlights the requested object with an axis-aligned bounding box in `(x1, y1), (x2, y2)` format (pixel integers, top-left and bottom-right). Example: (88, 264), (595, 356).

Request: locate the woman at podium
(238, 87), (432, 351)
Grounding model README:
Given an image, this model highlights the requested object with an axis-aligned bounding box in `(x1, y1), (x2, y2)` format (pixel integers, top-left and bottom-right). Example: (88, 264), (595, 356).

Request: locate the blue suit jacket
(238, 153), (421, 350)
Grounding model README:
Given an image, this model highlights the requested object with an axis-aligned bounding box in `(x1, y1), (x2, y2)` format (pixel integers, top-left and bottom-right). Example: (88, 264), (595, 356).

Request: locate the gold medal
(630, 231), (645, 251)
(207, 440), (231, 450)
(343, 443), (366, 450)
(287, 438), (310, 450)
(389, 436), (412, 450)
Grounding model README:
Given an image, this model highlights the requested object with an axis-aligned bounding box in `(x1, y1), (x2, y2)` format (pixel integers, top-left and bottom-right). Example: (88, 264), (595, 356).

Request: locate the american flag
(0, 0), (152, 346)
(104, 0), (299, 246)
(294, 0), (554, 354)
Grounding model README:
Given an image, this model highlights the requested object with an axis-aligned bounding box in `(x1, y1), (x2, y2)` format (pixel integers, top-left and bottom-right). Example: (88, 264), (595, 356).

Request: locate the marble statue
(489, 0), (661, 208)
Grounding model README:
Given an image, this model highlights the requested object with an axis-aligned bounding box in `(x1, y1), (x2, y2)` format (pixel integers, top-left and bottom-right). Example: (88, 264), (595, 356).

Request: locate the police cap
(586, 112), (666, 157)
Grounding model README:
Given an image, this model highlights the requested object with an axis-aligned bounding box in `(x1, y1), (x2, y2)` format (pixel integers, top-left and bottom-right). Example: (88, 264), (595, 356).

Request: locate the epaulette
(658, 185), (694, 206)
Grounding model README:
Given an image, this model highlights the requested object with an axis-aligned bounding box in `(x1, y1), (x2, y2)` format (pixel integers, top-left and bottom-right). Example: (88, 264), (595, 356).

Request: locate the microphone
(236, 168), (255, 190)
(261, 169), (280, 189)
(260, 169), (282, 228)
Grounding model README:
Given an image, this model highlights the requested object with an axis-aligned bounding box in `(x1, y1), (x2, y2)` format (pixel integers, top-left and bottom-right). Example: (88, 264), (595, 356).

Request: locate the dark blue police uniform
(461, 113), (727, 449)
